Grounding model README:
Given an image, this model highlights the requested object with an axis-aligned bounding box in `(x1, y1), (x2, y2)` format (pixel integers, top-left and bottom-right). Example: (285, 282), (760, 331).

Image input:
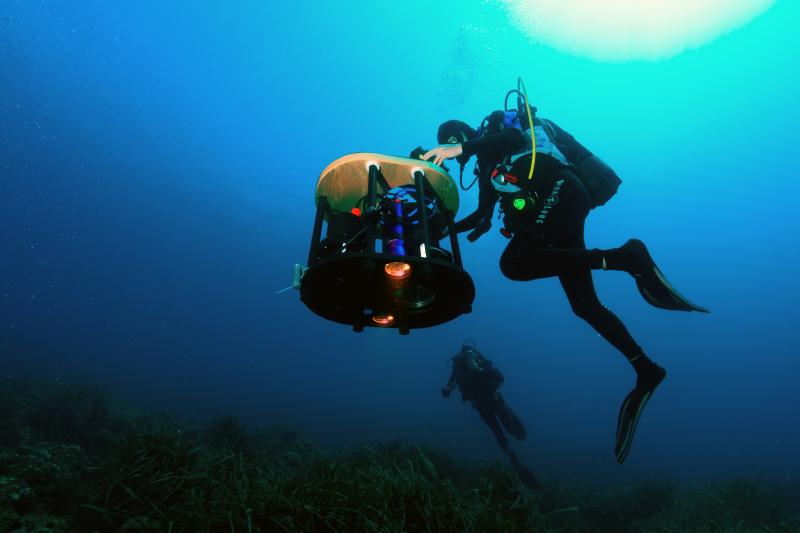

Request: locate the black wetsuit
(455, 120), (651, 371)
(443, 351), (526, 451)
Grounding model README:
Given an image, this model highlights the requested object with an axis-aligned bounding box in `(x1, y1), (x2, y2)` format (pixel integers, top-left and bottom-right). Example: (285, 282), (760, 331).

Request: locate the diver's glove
(467, 216), (492, 242)
(441, 387), (451, 398)
(410, 146), (427, 159)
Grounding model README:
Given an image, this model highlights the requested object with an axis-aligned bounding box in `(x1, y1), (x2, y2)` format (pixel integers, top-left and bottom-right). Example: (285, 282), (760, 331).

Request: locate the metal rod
(308, 196), (328, 266)
(446, 209), (463, 267)
(413, 170), (431, 257)
(366, 164), (379, 253)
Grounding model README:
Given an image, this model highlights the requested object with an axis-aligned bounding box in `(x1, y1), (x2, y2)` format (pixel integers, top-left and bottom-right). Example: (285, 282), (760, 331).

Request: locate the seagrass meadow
(0, 378), (797, 532)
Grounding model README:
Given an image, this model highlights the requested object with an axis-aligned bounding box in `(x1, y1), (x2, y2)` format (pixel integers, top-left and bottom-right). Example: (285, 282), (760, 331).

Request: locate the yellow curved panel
(315, 153), (460, 218)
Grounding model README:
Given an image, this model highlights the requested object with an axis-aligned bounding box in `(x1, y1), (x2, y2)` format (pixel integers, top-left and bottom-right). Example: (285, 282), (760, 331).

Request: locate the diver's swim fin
(508, 449), (541, 492)
(495, 397), (527, 441)
(614, 363), (666, 464)
(623, 239), (709, 313)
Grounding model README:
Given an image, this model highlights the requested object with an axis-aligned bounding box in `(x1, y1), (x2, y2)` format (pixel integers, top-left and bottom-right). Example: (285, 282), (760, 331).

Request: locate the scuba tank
(537, 119), (621, 208)
(574, 154), (621, 208)
(480, 81), (621, 209)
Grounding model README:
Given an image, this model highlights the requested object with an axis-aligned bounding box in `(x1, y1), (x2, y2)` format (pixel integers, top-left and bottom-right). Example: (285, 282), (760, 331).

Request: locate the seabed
(0, 378), (797, 532)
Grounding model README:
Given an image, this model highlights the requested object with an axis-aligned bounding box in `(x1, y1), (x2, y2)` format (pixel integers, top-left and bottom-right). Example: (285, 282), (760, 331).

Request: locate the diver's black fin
(624, 239), (709, 313)
(508, 450), (541, 492)
(615, 364), (666, 464)
(495, 397), (527, 441)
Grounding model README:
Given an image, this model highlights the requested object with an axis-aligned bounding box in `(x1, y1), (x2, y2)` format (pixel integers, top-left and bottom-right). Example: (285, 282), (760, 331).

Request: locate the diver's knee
(501, 256), (549, 281)
(569, 300), (607, 322)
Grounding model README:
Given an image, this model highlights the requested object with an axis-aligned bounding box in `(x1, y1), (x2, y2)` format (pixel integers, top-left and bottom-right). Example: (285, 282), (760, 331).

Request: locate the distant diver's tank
(299, 153), (474, 335)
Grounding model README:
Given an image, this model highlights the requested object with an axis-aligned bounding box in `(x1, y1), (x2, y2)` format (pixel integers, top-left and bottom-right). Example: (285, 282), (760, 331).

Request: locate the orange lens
(384, 262), (411, 280)
(372, 315), (395, 326)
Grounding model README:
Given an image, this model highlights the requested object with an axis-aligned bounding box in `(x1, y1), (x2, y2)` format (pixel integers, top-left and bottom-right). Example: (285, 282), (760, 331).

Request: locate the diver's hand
(441, 387), (451, 398)
(466, 216), (492, 242)
(423, 144), (463, 167)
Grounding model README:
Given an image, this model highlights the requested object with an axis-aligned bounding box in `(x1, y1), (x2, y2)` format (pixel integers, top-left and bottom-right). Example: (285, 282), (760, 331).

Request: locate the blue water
(2, 1), (798, 489)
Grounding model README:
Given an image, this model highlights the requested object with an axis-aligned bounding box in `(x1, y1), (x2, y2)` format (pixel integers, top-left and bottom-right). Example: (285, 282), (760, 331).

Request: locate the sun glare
(505, 0), (775, 61)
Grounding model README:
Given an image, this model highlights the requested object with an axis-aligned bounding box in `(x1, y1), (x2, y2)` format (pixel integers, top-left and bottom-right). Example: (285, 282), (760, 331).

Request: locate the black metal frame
(302, 163), (472, 334)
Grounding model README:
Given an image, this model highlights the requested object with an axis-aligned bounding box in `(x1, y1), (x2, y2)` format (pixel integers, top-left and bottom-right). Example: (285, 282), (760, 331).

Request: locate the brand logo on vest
(535, 179), (564, 224)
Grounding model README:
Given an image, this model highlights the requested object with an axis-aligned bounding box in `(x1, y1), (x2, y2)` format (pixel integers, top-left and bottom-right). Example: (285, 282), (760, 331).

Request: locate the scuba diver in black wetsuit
(423, 81), (708, 464)
(442, 340), (540, 490)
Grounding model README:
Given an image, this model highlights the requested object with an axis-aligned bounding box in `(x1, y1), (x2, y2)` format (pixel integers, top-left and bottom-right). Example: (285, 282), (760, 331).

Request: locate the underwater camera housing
(299, 153), (475, 334)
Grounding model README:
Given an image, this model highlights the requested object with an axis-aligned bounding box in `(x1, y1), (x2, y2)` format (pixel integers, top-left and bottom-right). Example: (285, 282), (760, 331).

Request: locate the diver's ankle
(636, 362), (666, 388)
